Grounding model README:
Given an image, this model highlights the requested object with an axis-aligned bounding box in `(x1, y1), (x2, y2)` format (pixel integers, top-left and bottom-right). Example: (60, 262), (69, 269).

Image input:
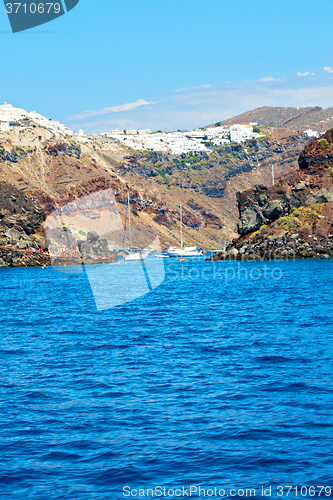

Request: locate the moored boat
(166, 205), (203, 258)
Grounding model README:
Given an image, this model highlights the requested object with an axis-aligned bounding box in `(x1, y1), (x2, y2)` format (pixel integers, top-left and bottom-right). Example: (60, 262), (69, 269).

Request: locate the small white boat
(124, 251), (148, 261)
(166, 205), (203, 258)
(155, 254), (169, 258)
(168, 246), (203, 257)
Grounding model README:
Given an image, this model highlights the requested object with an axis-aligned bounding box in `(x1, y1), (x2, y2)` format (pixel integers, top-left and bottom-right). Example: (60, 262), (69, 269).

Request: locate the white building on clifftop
(0, 102), (74, 138)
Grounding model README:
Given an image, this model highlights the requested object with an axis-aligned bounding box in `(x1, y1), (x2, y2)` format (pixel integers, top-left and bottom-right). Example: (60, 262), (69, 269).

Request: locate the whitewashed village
(0, 102), (321, 153)
(101, 124), (265, 154)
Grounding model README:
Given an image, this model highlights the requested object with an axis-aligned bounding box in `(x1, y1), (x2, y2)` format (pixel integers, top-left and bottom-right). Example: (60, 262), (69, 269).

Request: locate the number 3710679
(5, 3), (61, 14)
(277, 486), (332, 496)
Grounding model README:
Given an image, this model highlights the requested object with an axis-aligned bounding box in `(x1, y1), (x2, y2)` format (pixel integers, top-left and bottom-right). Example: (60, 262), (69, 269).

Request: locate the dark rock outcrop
(87, 231), (99, 242)
(210, 127), (333, 261)
(0, 144), (27, 163)
(203, 182), (226, 198)
(236, 129), (333, 236)
(0, 182), (50, 267)
(44, 141), (81, 159)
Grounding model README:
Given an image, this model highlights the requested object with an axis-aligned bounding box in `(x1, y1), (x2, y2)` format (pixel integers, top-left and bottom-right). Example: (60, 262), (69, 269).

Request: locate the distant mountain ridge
(212, 106), (333, 133)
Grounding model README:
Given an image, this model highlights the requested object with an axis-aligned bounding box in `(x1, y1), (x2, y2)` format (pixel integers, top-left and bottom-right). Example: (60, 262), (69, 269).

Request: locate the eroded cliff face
(0, 124), (315, 266)
(237, 129), (333, 236)
(0, 181), (50, 267)
(211, 128), (333, 261)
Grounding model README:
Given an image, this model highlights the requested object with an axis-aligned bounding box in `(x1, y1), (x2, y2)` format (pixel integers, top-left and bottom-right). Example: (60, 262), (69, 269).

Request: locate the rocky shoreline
(0, 247), (51, 268)
(209, 228), (333, 262)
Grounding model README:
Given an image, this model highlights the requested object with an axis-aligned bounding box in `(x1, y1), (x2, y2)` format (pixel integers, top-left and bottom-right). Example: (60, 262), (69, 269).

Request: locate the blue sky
(1, 0), (333, 130)
(65, 70), (333, 132)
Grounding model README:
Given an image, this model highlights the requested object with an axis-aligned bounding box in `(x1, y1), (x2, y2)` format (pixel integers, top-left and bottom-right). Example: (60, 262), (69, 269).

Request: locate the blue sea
(1, 259), (333, 500)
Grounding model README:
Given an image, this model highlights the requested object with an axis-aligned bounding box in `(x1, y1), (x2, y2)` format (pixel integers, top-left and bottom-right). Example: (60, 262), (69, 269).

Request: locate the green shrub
(318, 138), (329, 149)
(158, 171), (169, 184)
(278, 215), (301, 231)
(307, 208), (318, 220)
(291, 207), (301, 217)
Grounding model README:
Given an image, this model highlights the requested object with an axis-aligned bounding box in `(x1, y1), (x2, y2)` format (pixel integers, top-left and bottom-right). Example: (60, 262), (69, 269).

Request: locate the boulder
(288, 218), (300, 230)
(87, 231), (99, 242)
(0, 258), (6, 267)
(5, 228), (22, 242)
(12, 257), (23, 265)
(263, 199), (284, 220)
(229, 248), (239, 258)
(293, 181), (306, 191)
(305, 186), (333, 206)
(238, 207), (265, 235)
(258, 193), (269, 207)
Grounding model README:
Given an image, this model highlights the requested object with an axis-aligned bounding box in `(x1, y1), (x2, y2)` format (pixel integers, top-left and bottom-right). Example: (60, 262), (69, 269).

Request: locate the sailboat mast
(123, 196), (128, 251)
(168, 222), (177, 250)
(128, 193), (132, 254)
(180, 204), (183, 248)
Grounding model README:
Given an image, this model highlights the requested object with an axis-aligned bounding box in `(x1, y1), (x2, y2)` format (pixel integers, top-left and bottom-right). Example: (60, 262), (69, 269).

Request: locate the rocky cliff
(0, 115), (315, 267)
(0, 181), (50, 267)
(211, 128), (333, 261)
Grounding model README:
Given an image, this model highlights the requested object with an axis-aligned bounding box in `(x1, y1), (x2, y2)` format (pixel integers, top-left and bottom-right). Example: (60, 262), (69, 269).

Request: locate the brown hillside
(212, 106), (333, 133)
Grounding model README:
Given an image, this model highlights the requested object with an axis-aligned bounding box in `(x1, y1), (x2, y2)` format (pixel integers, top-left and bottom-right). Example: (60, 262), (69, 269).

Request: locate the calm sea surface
(1, 259), (333, 499)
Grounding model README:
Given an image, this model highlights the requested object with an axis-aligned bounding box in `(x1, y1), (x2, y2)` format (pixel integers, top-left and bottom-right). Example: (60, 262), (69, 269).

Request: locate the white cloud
(64, 68), (333, 133)
(259, 76), (279, 82)
(323, 66), (333, 73)
(66, 99), (156, 121)
(174, 83), (211, 93)
(297, 71), (310, 77)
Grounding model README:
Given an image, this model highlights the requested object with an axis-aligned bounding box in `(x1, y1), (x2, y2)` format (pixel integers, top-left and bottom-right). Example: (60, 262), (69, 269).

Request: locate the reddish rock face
(299, 129), (333, 171)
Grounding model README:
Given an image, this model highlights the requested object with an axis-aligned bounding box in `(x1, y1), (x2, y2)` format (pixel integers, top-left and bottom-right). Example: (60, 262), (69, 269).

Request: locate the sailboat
(167, 205), (203, 258)
(123, 193), (148, 262)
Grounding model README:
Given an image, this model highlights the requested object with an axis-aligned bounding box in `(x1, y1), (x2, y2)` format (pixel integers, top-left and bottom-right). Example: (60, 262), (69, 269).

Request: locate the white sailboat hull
(167, 247), (203, 258)
(124, 252), (148, 262)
